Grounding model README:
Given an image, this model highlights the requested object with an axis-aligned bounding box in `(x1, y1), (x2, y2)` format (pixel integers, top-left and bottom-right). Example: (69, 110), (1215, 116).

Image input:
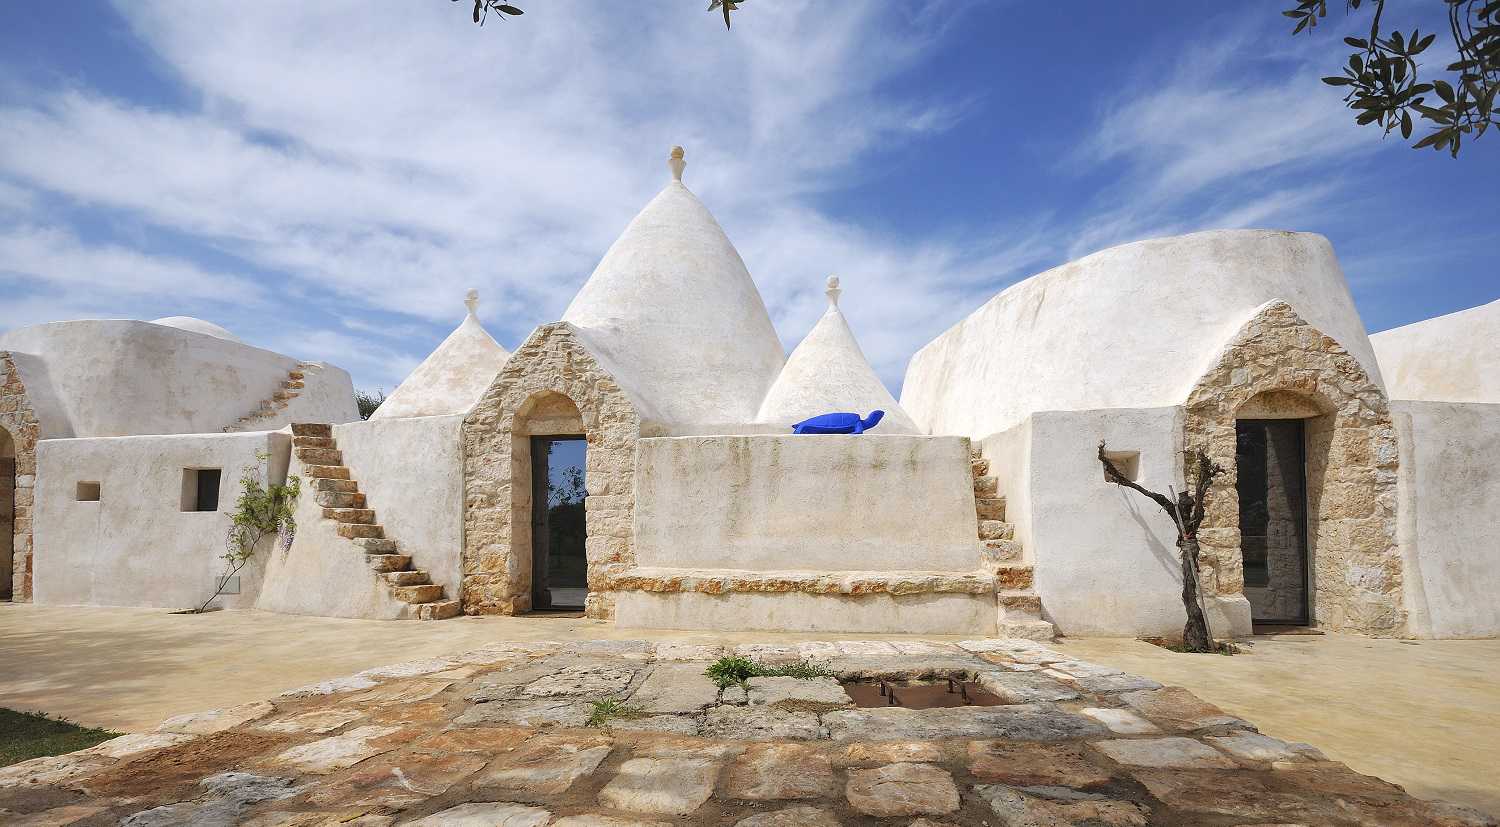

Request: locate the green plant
(705, 656), (835, 688)
(194, 452), (301, 613)
(355, 388), (385, 420)
(585, 699), (644, 728)
(0, 709), (121, 768)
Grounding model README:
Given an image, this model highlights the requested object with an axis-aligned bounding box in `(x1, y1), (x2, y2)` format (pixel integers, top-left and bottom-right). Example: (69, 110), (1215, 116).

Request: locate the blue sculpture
(791, 410), (885, 434)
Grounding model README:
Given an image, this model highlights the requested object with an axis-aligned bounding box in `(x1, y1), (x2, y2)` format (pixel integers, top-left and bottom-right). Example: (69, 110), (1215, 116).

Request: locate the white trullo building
(2, 148), (1496, 640)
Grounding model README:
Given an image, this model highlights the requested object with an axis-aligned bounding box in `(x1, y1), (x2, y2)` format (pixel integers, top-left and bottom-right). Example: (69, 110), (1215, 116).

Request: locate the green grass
(704, 656), (835, 688)
(0, 708), (121, 768)
(585, 699), (645, 729)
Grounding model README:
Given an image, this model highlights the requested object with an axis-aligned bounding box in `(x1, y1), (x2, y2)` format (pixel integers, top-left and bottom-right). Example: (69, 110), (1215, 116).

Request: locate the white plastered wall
(1394, 400), (1500, 638)
(984, 407), (1251, 638)
(631, 434), (978, 572)
(901, 230), (1383, 437)
(0, 320), (357, 436)
(32, 431), (290, 609)
(1371, 298), (1500, 404)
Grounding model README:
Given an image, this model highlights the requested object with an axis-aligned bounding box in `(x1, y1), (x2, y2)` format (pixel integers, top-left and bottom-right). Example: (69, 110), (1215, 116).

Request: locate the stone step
(390, 584), (444, 604)
(969, 444), (983, 460)
(975, 497), (1006, 522)
(383, 570), (431, 586)
(304, 465), (350, 481)
(977, 519), (1013, 541)
(296, 447), (344, 466)
(285, 380), (306, 390)
(980, 539), (1023, 566)
(354, 537), (398, 554)
(367, 554), (411, 573)
(293, 436), (335, 449)
(973, 475), (999, 497)
(971, 457), (990, 477)
(314, 478), (359, 493)
(290, 423), (331, 438)
(997, 590), (1042, 616)
(315, 491), (366, 509)
(273, 390), (300, 402)
(287, 370), (306, 381)
(324, 507), (376, 524)
(417, 599), (462, 621)
(997, 619), (1057, 642)
(994, 564), (1033, 591)
(337, 523), (385, 540)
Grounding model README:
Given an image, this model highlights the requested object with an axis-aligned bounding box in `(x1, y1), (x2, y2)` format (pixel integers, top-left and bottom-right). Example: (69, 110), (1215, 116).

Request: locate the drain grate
(843, 677), (1003, 709)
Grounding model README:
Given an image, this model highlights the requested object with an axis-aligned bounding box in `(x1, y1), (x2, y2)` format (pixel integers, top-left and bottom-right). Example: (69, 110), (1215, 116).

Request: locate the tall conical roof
(757, 277), (919, 434)
(372, 290), (511, 419)
(562, 147), (785, 431)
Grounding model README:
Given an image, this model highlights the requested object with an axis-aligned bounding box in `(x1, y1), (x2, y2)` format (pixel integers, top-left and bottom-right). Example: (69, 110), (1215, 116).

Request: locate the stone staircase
(291, 423), (460, 620)
(972, 445), (1056, 640)
(225, 363), (318, 432)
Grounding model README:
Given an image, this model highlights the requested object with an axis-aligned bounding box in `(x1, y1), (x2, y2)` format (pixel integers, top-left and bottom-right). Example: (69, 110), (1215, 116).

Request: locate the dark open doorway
(531, 435), (587, 611)
(1236, 418), (1311, 626)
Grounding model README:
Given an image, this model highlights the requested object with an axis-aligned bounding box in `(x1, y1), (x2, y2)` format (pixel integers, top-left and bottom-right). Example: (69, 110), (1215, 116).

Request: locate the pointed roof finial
(464, 288), (480, 317)
(668, 146), (686, 183)
(825, 275), (842, 307)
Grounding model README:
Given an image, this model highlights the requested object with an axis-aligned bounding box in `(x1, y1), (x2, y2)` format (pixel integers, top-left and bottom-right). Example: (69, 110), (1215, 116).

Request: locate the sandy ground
(2, 603), (1496, 816)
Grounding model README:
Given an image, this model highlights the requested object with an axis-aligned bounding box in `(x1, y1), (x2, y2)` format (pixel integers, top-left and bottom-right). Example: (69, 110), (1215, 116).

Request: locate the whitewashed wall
(0, 320), (357, 437)
(983, 407), (1252, 638)
(632, 434), (978, 572)
(1395, 400), (1500, 638)
(33, 431), (290, 609)
(1372, 298), (1500, 404)
(902, 230), (1382, 437)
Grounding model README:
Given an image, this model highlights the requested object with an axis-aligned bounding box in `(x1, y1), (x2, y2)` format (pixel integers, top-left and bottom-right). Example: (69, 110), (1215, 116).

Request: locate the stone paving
(1, 638), (1494, 826)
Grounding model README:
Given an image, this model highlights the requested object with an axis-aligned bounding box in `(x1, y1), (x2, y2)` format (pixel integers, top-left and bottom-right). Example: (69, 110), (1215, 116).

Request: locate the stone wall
(0, 352), (39, 601)
(462, 323), (641, 619)
(1184, 301), (1405, 635)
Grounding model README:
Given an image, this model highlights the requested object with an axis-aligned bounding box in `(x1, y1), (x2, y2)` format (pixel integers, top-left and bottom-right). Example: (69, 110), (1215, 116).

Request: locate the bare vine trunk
(1178, 536), (1212, 652)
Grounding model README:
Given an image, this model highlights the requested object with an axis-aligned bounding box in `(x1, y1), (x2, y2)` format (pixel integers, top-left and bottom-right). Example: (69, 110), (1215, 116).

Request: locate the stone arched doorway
(462, 323), (641, 619)
(0, 351), (40, 602)
(1184, 301), (1405, 635)
(0, 425), (14, 600)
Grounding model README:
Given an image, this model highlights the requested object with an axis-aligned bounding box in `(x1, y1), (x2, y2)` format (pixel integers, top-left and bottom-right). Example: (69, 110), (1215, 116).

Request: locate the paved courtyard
(3, 605), (1499, 822)
(4, 635), (1497, 826)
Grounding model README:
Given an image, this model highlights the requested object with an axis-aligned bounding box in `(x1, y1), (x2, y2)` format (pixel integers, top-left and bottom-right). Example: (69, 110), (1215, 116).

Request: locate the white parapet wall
(32, 431), (290, 609)
(1394, 401), (1500, 638)
(614, 433), (994, 634)
(982, 407), (1251, 639)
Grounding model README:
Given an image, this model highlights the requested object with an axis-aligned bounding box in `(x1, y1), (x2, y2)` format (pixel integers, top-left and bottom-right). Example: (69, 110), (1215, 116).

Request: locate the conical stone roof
(561, 147), (785, 431)
(372, 290), (510, 419)
(757, 277), (919, 434)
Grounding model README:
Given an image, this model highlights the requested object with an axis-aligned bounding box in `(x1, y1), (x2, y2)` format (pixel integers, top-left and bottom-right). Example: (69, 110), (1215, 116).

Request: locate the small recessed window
(1101, 450), (1141, 482)
(76, 481), (101, 502)
(181, 468), (222, 512)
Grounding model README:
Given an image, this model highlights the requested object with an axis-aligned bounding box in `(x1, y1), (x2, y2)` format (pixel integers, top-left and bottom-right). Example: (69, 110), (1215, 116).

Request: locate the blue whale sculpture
(791, 410), (885, 435)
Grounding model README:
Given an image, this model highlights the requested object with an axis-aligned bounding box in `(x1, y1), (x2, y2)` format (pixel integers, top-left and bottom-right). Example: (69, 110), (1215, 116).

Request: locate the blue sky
(1, 1), (1495, 393)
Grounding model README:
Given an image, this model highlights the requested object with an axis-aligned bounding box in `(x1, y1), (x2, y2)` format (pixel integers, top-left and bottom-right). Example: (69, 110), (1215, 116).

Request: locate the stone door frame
(1183, 301), (1405, 636)
(0, 352), (40, 602)
(461, 323), (641, 619)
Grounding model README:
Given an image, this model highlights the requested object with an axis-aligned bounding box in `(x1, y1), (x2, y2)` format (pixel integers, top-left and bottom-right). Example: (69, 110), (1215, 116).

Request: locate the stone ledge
(602, 567), (997, 596)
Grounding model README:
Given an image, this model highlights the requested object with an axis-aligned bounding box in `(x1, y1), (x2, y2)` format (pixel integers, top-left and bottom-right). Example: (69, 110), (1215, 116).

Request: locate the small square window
(1101, 450), (1141, 483)
(76, 481), (101, 502)
(181, 468), (222, 512)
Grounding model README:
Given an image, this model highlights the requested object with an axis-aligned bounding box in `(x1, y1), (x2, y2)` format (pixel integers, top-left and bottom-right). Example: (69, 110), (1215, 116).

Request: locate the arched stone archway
(1184, 301), (1405, 635)
(0, 352), (40, 602)
(462, 323), (641, 619)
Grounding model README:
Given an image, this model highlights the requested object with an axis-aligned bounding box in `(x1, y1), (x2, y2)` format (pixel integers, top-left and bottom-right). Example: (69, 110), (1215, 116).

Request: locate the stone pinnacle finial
(826, 275), (841, 307)
(668, 146), (686, 183)
(465, 288), (479, 316)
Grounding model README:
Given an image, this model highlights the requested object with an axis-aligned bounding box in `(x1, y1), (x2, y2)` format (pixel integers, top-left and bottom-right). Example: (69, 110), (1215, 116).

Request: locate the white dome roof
(372, 291), (511, 419)
(150, 316), (243, 343)
(757, 277), (919, 434)
(562, 148), (785, 430)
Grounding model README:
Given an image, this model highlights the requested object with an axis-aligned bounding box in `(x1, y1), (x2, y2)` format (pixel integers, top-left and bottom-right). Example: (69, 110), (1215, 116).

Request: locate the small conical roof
(372, 290), (510, 419)
(757, 277), (919, 433)
(562, 147), (785, 430)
